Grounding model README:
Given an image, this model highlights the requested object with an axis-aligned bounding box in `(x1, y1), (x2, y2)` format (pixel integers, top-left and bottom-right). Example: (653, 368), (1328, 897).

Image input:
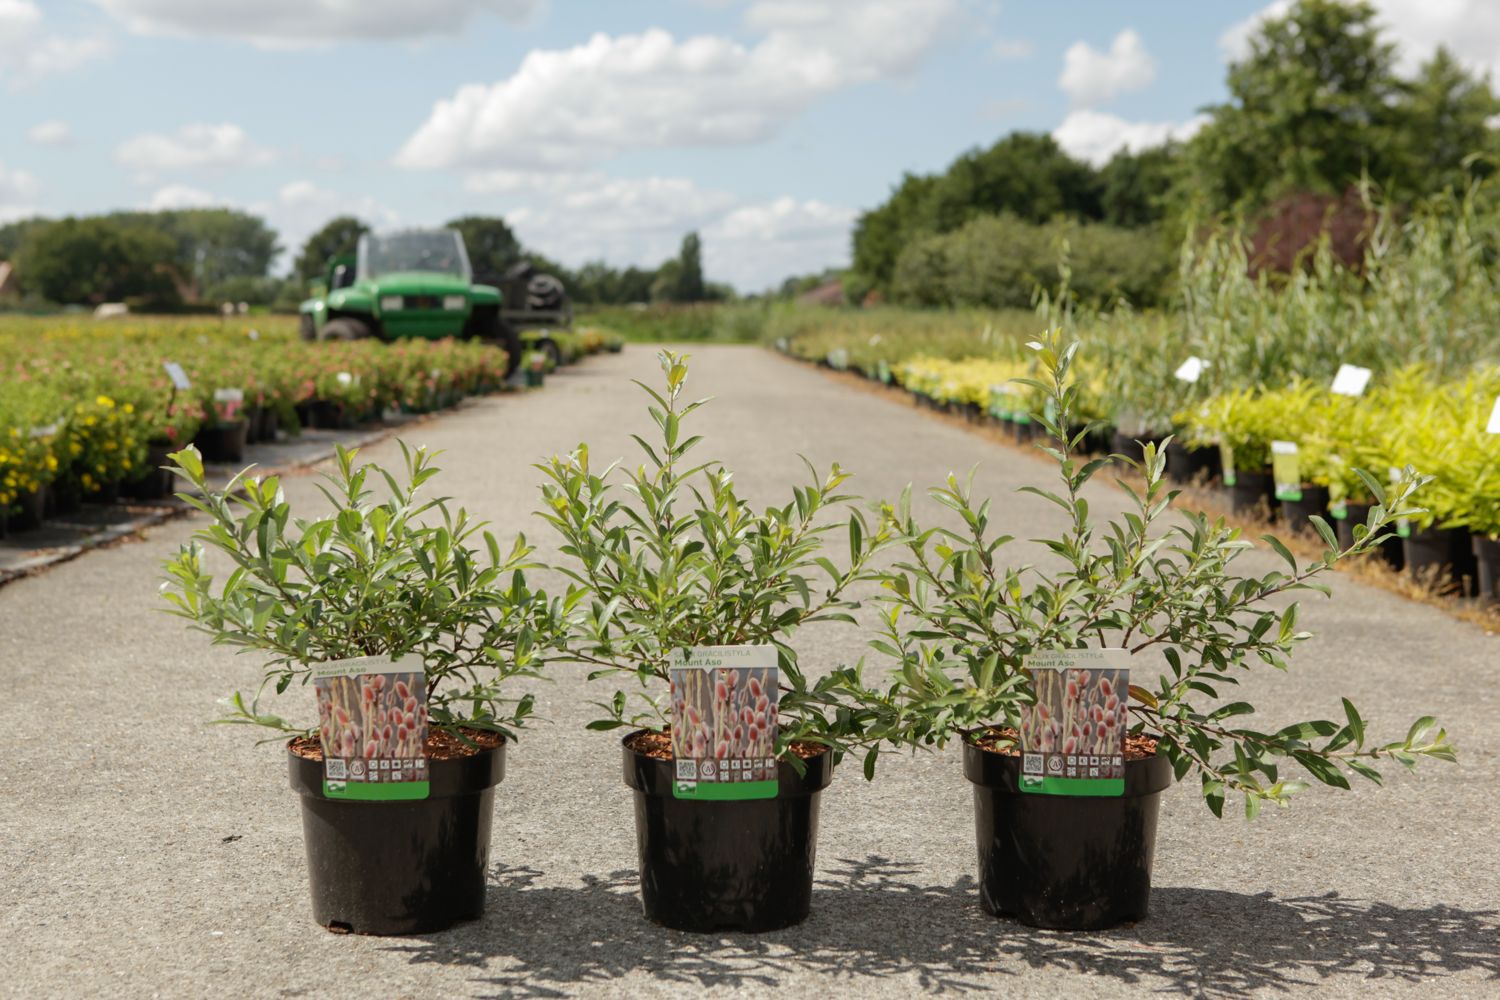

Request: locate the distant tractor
(298, 228), (572, 374)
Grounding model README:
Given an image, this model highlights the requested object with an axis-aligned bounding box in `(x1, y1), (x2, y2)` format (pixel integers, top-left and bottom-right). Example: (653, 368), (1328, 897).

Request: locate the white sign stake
(1331, 364), (1372, 397)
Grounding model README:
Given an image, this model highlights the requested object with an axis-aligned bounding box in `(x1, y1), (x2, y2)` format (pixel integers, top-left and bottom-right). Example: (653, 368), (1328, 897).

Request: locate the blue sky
(0, 1), (1491, 289)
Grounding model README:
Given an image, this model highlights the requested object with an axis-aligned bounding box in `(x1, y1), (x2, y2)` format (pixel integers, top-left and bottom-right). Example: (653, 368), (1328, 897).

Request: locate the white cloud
(0, 160), (39, 221)
(1059, 29), (1155, 108)
(1223, 1), (1500, 78)
(0, 0), (109, 84)
(27, 120), (72, 146)
(252, 180), (399, 270)
(115, 123), (275, 173)
(1052, 108), (1206, 166)
(88, 0), (543, 46)
(146, 184), (223, 210)
(397, 0), (961, 170)
(992, 37), (1033, 60)
(468, 170), (851, 290)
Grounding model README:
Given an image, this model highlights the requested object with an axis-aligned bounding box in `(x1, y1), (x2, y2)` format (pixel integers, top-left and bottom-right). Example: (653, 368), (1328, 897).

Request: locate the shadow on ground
(384, 856), (1500, 998)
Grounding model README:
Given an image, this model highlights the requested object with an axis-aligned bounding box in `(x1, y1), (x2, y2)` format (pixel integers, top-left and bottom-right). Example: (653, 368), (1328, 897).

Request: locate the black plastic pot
(1164, 440), (1221, 486)
(1227, 470), (1277, 520)
(1403, 525), (1477, 595)
(1278, 485), (1330, 537)
(622, 730), (834, 932)
(257, 406), (279, 443)
(964, 737), (1173, 930)
(1474, 535), (1500, 602)
(194, 420), (248, 463)
(287, 738), (505, 935)
(11, 486), (46, 531)
(1335, 502), (1405, 571)
(122, 442), (176, 501)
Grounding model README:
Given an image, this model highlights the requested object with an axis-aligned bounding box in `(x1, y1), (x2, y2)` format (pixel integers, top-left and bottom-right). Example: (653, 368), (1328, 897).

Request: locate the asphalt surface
(2, 345), (1496, 1000)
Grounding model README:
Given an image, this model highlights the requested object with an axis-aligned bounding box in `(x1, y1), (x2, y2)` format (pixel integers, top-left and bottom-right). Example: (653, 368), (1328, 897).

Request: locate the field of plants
(0, 314), (621, 534)
(767, 188), (1500, 597)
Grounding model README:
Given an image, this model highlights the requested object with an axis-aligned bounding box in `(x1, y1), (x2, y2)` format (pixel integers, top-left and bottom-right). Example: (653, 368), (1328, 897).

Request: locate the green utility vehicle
(298, 228), (573, 374)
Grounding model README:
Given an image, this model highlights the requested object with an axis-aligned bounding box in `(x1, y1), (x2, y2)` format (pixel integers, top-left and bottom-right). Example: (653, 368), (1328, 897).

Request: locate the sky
(2, 0), (1498, 291)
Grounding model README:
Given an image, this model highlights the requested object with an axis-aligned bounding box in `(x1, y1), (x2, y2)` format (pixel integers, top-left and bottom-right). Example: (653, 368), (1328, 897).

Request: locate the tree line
(846, 0), (1500, 309)
(0, 209), (729, 309)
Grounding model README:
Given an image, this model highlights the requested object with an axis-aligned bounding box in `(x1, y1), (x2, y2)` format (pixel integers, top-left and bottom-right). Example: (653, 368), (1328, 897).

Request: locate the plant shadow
(384, 856), (1500, 998)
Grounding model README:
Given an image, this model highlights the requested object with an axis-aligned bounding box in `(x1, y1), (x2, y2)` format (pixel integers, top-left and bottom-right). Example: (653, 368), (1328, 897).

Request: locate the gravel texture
(2, 345), (1495, 999)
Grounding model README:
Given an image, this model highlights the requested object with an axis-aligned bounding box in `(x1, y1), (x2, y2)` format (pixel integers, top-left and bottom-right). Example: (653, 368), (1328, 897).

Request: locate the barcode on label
(1023, 753), (1043, 775)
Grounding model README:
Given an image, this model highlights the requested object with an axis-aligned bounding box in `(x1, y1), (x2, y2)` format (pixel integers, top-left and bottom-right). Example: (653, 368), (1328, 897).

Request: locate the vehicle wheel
(538, 338), (562, 368)
(497, 321), (523, 378)
(320, 317), (372, 341)
(298, 314), (316, 341)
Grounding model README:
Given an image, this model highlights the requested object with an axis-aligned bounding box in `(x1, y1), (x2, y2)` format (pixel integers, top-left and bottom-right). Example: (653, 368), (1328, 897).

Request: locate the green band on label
(673, 779), (779, 801)
(324, 780), (430, 801)
(1020, 776), (1126, 797)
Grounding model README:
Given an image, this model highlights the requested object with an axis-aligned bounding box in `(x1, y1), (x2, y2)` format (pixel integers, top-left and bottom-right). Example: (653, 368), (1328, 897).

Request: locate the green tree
(1098, 145), (1180, 227)
(674, 231), (705, 302)
(294, 215), (368, 283)
(445, 214), (522, 279)
(22, 216), (179, 305)
(1180, 0), (1401, 212)
(107, 209), (279, 301)
(923, 132), (1100, 232)
(851, 172), (940, 291)
(1393, 47), (1500, 194)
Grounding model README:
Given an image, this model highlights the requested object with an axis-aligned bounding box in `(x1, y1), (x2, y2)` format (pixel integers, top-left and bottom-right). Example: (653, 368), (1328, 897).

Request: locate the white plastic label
(1331, 364), (1372, 397)
(1487, 398), (1500, 435)
(212, 387), (244, 403)
(1174, 357), (1206, 383)
(163, 362), (191, 390)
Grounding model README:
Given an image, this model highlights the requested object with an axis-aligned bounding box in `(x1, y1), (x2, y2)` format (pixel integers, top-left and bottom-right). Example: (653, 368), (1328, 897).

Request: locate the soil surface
(626, 728), (828, 761)
(973, 725), (1160, 761)
(288, 727), (504, 762)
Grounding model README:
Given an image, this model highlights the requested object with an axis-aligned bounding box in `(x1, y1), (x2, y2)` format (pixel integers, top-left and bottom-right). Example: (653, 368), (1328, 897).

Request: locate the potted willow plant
(161, 442), (566, 935)
(536, 351), (905, 933)
(875, 335), (1455, 931)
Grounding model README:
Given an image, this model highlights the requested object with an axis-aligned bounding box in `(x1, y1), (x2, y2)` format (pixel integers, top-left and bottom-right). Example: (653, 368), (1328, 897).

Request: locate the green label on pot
(669, 645), (779, 801)
(1329, 500), (1349, 520)
(1271, 440), (1302, 502)
(988, 385), (1013, 421)
(314, 654), (429, 801)
(877, 360), (892, 384)
(1220, 442), (1237, 487)
(1020, 650), (1128, 797)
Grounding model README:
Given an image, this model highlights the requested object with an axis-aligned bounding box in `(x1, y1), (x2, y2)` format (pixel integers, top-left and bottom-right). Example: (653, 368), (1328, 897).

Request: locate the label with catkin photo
(669, 645), (779, 801)
(1271, 440), (1302, 502)
(313, 654), (429, 801)
(1020, 649), (1129, 797)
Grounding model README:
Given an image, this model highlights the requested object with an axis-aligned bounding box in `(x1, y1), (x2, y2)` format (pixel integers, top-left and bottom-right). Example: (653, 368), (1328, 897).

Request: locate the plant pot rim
(620, 727), (834, 797)
(961, 731), (1173, 797)
(288, 734), (505, 801)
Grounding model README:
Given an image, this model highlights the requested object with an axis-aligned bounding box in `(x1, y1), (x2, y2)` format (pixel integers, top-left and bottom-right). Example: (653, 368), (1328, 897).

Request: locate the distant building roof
(796, 279), (844, 306)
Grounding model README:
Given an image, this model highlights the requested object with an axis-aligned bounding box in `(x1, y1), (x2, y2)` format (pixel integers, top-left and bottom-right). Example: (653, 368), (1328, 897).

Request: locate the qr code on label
(674, 759), (698, 780)
(326, 758), (348, 779)
(1022, 753), (1043, 775)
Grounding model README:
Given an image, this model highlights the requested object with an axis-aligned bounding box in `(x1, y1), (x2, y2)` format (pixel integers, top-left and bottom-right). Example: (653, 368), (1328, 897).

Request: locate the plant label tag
(1174, 356), (1206, 383)
(1390, 467), (1411, 538)
(212, 388), (244, 403)
(1219, 442), (1237, 487)
(827, 347), (849, 371)
(1020, 650), (1128, 797)
(1487, 398), (1500, 435)
(313, 654), (429, 801)
(876, 359), (892, 384)
(1330, 364), (1372, 397)
(28, 422), (60, 440)
(1271, 440), (1302, 502)
(669, 645), (779, 801)
(163, 362), (191, 391)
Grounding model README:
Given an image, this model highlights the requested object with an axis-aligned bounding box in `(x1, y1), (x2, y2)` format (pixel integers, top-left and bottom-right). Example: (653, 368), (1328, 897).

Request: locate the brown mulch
(972, 725), (1159, 761)
(288, 727), (505, 762)
(626, 729), (829, 761)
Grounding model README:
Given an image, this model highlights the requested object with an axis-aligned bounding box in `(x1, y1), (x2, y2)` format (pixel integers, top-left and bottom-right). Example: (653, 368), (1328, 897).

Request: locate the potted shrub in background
(873, 336), (1455, 931)
(536, 351), (906, 933)
(161, 442), (567, 935)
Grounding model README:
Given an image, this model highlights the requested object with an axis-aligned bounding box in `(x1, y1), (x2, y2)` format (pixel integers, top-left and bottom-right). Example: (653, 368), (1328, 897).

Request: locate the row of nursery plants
(162, 341), (1453, 938)
(0, 316), (621, 535)
(770, 186), (1500, 600)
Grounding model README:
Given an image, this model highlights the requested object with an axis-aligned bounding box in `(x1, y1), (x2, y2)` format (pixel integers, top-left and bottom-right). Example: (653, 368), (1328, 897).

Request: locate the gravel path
(2, 345), (1495, 999)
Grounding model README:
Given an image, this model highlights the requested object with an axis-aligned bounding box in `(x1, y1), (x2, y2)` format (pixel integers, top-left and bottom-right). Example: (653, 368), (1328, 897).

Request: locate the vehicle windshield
(357, 230), (471, 281)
